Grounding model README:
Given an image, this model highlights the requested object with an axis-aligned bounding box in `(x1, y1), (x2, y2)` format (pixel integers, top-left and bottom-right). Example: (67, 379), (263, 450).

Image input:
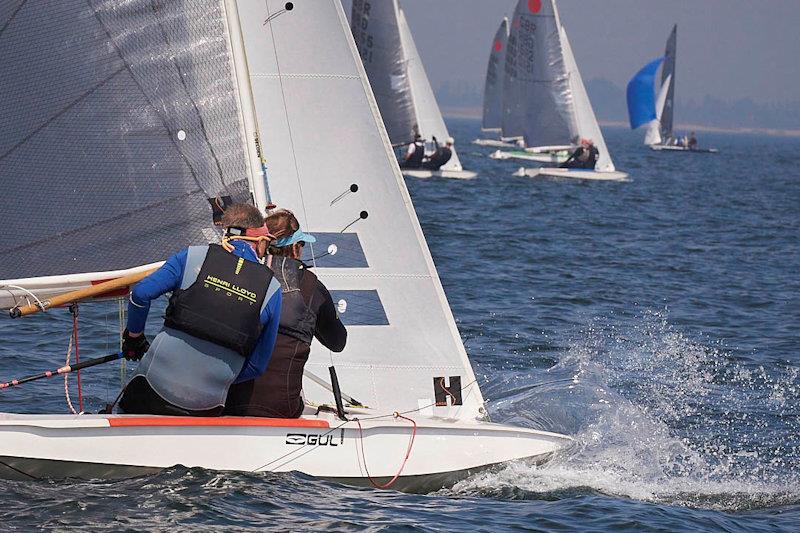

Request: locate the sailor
(423, 136), (454, 171)
(400, 133), (426, 169)
(118, 203), (283, 416)
(225, 209), (347, 418)
(560, 138), (598, 169)
(688, 131), (698, 150)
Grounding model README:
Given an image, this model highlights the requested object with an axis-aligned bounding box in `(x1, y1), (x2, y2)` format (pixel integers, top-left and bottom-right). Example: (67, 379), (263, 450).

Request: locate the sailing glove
(121, 329), (149, 361)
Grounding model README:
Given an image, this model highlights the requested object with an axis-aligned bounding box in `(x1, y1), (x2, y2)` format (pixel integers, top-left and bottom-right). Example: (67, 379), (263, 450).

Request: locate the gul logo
(285, 431), (344, 447)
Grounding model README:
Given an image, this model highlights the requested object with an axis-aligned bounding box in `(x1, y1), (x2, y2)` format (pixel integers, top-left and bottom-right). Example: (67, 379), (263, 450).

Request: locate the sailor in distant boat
(688, 131), (698, 150)
(423, 136), (454, 171)
(560, 138), (599, 169)
(225, 208), (347, 419)
(118, 203), (283, 416)
(400, 133), (426, 169)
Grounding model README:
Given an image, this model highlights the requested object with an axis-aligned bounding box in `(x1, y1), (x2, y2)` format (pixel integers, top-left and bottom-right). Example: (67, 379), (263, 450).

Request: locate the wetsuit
(560, 145), (599, 169)
(119, 240), (282, 416)
(423, 139), (453, 171)
(400, 140), (425, 169)
(225, 257), (347, 418)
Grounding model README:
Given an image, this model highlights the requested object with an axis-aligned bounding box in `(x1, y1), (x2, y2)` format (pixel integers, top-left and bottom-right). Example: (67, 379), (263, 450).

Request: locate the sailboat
(350, 0), (476, 179)
(0, 0), (570, 491)
(472, 17), (523, 149)
(627, 25), (717, 154)
(503, 0), (628, 180)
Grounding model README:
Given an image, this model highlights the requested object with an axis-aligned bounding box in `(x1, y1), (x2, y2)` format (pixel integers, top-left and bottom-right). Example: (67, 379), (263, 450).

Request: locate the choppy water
(1, 119), (798, 531)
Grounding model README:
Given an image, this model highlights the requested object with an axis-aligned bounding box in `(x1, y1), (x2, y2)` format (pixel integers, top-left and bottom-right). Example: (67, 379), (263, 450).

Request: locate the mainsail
(350, 0), (463, 172)
(502, 0), (575, 147)
(659, 24), (677, 141)
(482, 17), (509, 131)
(0, 0), (264, 309)
(237, 0), (484, 418)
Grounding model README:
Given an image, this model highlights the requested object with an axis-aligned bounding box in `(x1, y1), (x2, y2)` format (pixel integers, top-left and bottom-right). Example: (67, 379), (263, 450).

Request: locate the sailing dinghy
(509, 0), (628, 181)
(627, 25), (718, 154)
(350, 1), (476, 179)
(472, 18), (515, 148)
(0, 0), (570, 491)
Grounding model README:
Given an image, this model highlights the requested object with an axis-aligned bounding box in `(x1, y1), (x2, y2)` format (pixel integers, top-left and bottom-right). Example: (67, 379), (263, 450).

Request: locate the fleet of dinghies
(0, 0), (570, 491)
(477, 0), (628, 181)
(350, 0), (476, 179)
(627, 25), (718, 154)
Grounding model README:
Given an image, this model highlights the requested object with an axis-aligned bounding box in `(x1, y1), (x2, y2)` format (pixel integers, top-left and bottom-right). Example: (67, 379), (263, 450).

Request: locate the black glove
(121, 329), (149, 361)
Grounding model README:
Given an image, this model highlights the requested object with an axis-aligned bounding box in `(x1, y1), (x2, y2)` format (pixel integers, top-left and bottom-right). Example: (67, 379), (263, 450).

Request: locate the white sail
(351, 0), (464, 172)
(558, 24), (616, 172)
(644, 73), (672, 146)
(236, 0), (484, 419)
(396, 7), (462, 171)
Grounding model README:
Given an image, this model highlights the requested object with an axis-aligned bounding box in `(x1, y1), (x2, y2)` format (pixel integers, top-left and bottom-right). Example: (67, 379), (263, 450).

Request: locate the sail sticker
(329, 290), (388, 326)
(300, 233), (367, 268)
(528, 0), (542, 14)
(433, 376), (463, 406)
(494, 39), (503, 52)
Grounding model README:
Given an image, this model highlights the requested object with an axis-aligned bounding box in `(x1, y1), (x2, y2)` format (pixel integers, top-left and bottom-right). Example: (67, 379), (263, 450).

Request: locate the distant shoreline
(441, 107), (800, 138)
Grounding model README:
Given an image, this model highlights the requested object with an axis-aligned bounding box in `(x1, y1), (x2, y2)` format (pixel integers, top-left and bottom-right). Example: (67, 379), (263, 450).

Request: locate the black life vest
(164, 244), (274, 357)
(271, 256), (317, 345)
(407, 140), (425, 166)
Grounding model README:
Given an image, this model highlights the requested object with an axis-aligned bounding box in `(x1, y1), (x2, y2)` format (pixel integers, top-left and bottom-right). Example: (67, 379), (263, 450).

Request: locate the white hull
(0, 413), (571, 492)
(489, 149), (569, 164)
(401, 169), (478, 180)
(650, 144), (718, 154)
(514, 167), (630, 181)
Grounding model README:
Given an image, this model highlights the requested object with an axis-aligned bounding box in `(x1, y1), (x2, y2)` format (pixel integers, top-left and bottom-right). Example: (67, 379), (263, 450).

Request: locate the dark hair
(221, 203), (264, 229)
(265, 208), (300, 256)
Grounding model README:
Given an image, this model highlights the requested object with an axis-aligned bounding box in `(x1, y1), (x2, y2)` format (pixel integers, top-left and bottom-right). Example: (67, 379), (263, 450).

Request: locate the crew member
(400, 133), (425, 169)
(225, 209), (347, 419)
(118, 203), (283, 416)
(423, 136), (454, 171)
(560, 138), (598, 169)
(688, 131), (698, 150)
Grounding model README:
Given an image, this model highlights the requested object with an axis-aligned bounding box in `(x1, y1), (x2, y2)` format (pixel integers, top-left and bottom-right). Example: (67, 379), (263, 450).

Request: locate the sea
(0, 118), (797, 531)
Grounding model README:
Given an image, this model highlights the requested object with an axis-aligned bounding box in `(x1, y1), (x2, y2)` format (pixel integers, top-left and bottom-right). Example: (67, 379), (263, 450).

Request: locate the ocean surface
(0, 118), (798, 531)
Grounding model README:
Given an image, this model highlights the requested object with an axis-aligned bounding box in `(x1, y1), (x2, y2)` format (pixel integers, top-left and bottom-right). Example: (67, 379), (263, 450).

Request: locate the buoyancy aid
(132, 244), (280, 411)
(165, 244), (273, 356)
(271, 256), (317, 344)
(407, 140), (425, 166)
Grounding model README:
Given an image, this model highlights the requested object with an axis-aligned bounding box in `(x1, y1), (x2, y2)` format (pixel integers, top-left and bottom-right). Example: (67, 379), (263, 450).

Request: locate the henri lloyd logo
(286, 430), (344, 447)
(203, 275), (258, 303)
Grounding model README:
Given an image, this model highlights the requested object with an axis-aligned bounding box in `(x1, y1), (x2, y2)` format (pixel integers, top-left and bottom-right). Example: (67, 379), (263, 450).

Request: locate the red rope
(356, 413), (417, 489)
(71, 307), (83, 412)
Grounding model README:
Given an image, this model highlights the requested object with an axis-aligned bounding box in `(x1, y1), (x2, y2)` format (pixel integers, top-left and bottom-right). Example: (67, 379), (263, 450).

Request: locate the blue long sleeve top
(127, 240), (282, 383)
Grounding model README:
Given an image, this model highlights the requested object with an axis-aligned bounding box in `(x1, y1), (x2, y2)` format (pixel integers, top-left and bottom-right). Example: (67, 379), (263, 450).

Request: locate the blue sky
(345, 0), (799, 106)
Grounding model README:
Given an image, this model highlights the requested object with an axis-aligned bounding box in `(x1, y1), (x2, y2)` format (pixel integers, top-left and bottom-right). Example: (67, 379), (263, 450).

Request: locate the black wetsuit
(225, 260), (347, 419)
(560, 145), (599, 169)
(423, 140), (453, 171)
(400, 140), (425, 169)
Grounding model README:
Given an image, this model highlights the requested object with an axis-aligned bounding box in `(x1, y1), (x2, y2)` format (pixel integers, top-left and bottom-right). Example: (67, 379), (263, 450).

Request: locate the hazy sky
(343, 0), (800, 106)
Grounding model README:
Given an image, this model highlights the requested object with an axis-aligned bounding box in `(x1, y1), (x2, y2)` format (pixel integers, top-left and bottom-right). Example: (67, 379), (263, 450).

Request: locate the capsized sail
(0, 0), (264, 309)
(239, 0), (484, 418)
(482, 17), (509, 131)
(626, 57), (665, 130)
(660, 24), (677, 141)
(351, 0), (463, 172)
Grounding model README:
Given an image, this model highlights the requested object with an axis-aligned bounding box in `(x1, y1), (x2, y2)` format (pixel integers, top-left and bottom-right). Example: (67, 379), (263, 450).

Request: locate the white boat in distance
(626, 25), (718, 154)
(506, 0), (628, 180)
(0, 0), (570, 490)
(350, 1), (476, 179)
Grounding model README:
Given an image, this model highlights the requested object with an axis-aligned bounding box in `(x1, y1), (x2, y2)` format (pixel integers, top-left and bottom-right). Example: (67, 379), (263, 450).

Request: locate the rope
(356, 413), (417, 489)
(63, 334), (78, 415)
(71, 306), (83, 412)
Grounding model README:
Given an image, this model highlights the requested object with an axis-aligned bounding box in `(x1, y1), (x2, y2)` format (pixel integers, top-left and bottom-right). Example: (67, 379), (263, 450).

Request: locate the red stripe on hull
(107, 416), (329, 428)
